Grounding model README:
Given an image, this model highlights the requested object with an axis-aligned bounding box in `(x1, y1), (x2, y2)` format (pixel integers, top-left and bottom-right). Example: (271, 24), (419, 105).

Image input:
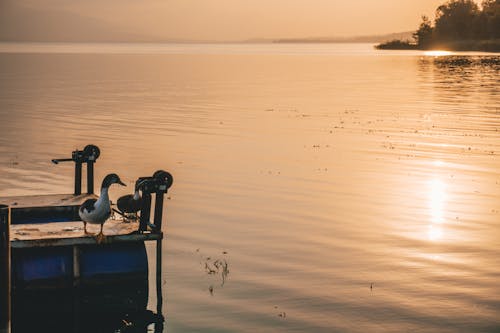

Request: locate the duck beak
(118, 180), (126, 186)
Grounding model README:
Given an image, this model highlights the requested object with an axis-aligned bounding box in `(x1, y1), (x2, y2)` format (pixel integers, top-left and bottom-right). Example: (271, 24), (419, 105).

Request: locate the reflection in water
(429, 178), (445, 224)
(424, 50), (453, 57)
(428, 178), (446, 241)
(0, 44), (499, 332)
(13, 294), (164, 333)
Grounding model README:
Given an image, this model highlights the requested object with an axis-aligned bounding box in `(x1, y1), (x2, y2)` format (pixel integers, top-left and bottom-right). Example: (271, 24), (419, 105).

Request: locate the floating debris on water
(196, 248), (231, 294)
(274, 305), (287, 319)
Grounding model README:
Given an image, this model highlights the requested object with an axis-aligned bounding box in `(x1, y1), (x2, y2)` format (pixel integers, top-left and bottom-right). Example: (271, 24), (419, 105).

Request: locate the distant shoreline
(0, 40), (499, 54)
(376, 39), (500, 53)
(0, 31), (415, 45)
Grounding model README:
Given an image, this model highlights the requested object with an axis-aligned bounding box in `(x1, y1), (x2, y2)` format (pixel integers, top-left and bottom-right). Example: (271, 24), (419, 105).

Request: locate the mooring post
(151, 170), (172, 331)
(139, 192), (152, 232)
(72, 245), (81, 333)
(153, 191), (164, 231)
(52, 145), (100, 196)
(87, 160), (94, 194)
(152, 170), (173, 231)
(0, 205), (10, 333)
(74, 161), (82, 196)
(156, 238), (163, 319)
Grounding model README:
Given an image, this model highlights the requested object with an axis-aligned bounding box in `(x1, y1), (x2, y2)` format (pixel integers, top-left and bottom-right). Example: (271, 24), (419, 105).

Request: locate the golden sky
(1, 0), (465, 41)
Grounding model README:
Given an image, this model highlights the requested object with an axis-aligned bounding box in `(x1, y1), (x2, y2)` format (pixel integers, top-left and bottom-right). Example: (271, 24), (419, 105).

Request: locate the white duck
(79, 173), (126, 242)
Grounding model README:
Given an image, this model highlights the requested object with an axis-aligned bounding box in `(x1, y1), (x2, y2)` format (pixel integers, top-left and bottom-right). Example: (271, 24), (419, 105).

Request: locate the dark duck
(115, 180), (144, 221)
(79, 173), (126, 242)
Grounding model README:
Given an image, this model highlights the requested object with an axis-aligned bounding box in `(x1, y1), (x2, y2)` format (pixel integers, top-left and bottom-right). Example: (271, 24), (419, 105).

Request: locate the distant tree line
(378, 0), (500, 51)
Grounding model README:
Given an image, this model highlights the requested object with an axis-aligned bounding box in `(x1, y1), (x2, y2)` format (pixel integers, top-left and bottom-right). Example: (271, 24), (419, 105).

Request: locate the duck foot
(83, 222), (92, 235)
(95, 231), (106, 244)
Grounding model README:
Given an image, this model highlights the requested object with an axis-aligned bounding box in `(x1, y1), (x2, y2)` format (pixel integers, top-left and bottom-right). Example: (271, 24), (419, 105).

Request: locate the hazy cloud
(1, 0), (447, 42)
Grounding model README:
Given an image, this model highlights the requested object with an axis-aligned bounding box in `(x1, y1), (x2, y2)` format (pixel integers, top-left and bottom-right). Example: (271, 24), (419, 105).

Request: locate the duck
(115, 180), (144, 221)
(79, 173), (126, 243)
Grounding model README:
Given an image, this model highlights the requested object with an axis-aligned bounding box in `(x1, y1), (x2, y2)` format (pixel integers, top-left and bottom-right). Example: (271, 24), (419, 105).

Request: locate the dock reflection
(12, 287), (164, 333)
(12, 243), (165, 333)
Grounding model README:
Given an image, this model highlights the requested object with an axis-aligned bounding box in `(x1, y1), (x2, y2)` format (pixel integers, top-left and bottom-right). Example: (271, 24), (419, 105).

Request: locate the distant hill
(0, 2), (149, 42)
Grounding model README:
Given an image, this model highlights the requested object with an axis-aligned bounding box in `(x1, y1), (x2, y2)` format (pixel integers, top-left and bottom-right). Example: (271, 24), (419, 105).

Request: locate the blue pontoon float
(0, 145), (172, 332)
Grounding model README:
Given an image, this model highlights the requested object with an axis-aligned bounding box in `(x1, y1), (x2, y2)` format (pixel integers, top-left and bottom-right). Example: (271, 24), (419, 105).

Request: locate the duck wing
(130, 196), (143, 212)
(80, 198), (98, 213)
(117, 194), (143, 213)
(117, 194), (133, 213)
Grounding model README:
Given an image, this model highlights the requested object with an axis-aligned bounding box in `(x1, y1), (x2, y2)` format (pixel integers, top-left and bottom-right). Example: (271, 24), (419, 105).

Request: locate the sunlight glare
(428, 225), (443, 241)
(424, 50), (453, 57)
(428, 179), (447, 241)
(432, 160), (444, 167)
(429, 179), (445, 224)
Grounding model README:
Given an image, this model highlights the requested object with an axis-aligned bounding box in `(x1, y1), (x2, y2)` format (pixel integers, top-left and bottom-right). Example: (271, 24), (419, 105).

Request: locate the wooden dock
(0, 146), (172, 332)
(0, 193), (97, 209)
(0, 193), (98, 225)
(10, 218), (162, 248)
(0, 193), (164, 248)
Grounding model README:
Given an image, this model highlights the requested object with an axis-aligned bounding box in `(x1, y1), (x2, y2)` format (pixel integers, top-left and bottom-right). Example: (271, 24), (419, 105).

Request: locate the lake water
(0, 43), (499, 332)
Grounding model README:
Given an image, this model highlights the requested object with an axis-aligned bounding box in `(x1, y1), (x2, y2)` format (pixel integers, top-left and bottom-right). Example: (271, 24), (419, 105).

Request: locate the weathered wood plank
(11, 233), (162, 249)
(0, 194), (97, 209)
(10, 218), (161, 248)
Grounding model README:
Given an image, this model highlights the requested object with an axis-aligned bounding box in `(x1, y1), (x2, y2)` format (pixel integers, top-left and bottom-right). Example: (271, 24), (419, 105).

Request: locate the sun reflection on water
(428, 224), (443, 241)
(424, 50), (453, 57)
(429, 179), (445, 223)
(428, 178), (447, 241)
